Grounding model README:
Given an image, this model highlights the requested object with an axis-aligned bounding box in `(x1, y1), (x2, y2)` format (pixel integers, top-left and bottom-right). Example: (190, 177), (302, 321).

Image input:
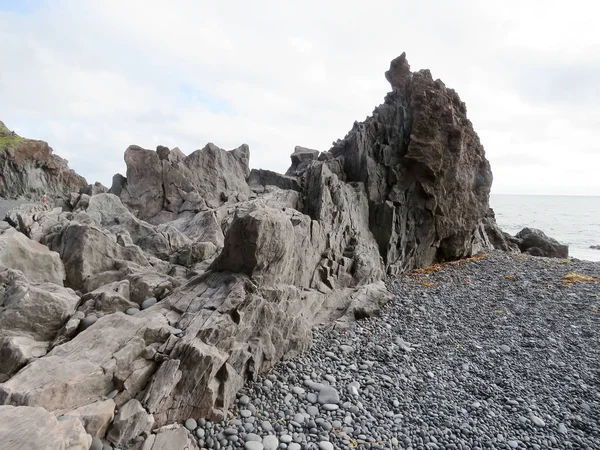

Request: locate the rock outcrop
(0, 53), (522, 448)
(514, 227), (569, 258)
(0, 405), (92, 450)
(0, 121), (87, 201)
(111, 143), (251, 223)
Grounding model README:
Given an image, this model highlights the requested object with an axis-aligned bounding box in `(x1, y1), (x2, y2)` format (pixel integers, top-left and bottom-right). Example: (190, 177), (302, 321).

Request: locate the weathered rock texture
(0, 121), (87, 201)
(0, 405), (92, 450)
(514, 227), (569, 258)
(111, 143), (251, 223)
(0, 53), (540, 448)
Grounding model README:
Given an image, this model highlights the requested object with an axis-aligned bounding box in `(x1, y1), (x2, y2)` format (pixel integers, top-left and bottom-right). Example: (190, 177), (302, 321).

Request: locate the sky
(0, 0), (599, 196)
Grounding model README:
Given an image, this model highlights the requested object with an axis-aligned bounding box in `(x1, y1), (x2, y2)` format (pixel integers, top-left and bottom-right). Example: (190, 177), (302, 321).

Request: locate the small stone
(141, 297), (157, 309)
(125, 307), (140, 316)
(246, 433), (261, 442)
(557, 423), (568, 434)
(318, 441), (334, 450)
(292, 386), (305, 395)
(317, 386), (340, 404)
(245, 442), (263, 450)
(106, 390), (118, 399)
(307, 406), (319, 417)
(261, 421), (273, 431)
(287, 444), (301, 450)
(240, 409), (252, 418)
(262, 435), (279, 450)
(196, 428), (205, 438)
(323, 404), (339, 411)
(500, 345), (511, 353)
(280, 434), (293, 443)
(81, 315), (98, 330)
(531, 415), (545, 427)
(239, 395), (251, 406)
(90, 437), (103, 450)
(185, 418), (197, 431)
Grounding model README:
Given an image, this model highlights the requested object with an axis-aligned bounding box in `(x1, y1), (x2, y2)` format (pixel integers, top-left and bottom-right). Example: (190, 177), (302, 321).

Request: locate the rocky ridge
(0, 53), (568, 449)
(0, 121), (88, 202)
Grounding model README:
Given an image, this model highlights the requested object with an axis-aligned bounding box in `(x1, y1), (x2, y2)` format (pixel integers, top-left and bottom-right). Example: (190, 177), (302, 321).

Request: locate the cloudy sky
(1, 0), (598, 195)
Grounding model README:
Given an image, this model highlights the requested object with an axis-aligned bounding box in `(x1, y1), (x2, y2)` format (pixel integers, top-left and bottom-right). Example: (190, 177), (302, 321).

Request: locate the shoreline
(183, 251), (599, 450)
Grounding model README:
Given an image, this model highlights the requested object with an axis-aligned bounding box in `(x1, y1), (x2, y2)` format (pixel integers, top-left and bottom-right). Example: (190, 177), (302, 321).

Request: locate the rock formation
(0, 121), (88, 202)
(513, 227), (569, 258)
(0, 53), (521, 448)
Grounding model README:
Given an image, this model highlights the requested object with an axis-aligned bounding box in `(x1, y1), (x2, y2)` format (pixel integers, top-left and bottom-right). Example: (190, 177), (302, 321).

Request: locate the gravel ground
(186, 252), (600, 449)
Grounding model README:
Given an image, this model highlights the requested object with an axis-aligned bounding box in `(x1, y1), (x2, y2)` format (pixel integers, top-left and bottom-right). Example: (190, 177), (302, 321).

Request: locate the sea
(490, 194), (600, 262)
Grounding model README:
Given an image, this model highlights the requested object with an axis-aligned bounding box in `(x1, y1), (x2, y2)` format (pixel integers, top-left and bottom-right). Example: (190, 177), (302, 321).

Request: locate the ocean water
(490, 194), (600, 262)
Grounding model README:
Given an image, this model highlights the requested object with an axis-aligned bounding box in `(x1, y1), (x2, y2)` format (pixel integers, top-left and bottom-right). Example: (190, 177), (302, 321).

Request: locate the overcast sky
(1, 0), (598, 195)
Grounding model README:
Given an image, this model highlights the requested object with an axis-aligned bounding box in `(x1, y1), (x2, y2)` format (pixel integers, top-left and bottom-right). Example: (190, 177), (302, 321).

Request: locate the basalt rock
(0, 121), (87, 201)
(0, 53), (519, 445)
(112, 143), (251, 223)
(514, 227), (569, 258)
(304, 52), (497, 273)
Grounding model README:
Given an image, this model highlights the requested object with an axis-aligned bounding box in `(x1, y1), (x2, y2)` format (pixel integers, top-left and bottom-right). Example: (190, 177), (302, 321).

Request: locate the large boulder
(47, 223), (150, 290)
(0, 313), (171, 412)
(0, 268), (80, 380)
(0, 225), (65, 284)
(0, 405), (92, 450)
(0, 121), (87, 202)
(113, 143), (252, 223)
(514, 227), (569, 258)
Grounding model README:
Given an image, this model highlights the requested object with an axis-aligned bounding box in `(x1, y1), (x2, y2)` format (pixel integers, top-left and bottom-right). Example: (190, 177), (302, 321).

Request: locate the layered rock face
(323, 53), (495, 272)
(0, 53), (512, 447)
(0, 121), (88, 202)
(111, 143), (251, 223)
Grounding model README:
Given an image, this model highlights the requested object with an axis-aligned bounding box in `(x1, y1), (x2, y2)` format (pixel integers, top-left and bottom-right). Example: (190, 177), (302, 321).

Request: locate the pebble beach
(187, 252), (600, 450)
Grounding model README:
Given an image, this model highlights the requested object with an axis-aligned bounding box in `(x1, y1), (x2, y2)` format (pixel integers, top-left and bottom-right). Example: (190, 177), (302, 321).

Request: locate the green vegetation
(0, 121), (24, 149)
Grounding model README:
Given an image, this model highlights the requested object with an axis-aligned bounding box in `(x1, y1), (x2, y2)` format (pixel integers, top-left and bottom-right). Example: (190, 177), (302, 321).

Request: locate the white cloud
(0, 0), (598, 195)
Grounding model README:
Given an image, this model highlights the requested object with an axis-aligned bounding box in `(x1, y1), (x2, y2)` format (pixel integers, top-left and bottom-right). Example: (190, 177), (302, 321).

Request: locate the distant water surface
(490, 194), (600, 262)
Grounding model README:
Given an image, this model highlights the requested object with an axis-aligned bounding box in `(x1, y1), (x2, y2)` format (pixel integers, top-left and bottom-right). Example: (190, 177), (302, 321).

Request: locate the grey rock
(0, 405), (92, 450)
(244, 441), (263, 450)
(317, 386), (340, 405)
(141, 297), (158, 309)
(107, 399), (154, 445)
(185, 418), (197, 431)
(514, 228), (569, 258)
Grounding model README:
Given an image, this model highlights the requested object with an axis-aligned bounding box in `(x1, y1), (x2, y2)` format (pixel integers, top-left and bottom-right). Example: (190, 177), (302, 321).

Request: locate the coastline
(186, 251), (600, 449)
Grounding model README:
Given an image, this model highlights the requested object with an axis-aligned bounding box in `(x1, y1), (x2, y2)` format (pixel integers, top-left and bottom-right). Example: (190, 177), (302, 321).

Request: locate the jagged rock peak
(385, 51), (412, 89)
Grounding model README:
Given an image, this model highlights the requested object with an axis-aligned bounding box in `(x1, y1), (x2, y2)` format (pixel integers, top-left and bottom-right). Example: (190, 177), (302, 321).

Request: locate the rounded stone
(280, 434), (293, 443)
(317, 386), (340, 404)
(184, 418), (197, 431)
(318, 442), (334, 450)
(81, 315), (97, 330)
(125, 307), (140, 316)
(106, 390), (118, 399)
(245, 442), (264, 450)
(90, 437), (103, 450)
(262, 435), (279, 450)
(141, 297), (157, 310)
(196, 428), (205, 438)
(287, 444), (301, 450)
(246, 433), (261, 442)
